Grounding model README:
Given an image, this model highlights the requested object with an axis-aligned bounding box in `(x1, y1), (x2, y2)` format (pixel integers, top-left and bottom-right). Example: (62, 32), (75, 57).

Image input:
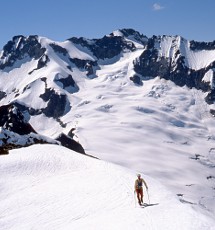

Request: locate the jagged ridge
(0, 28), (215, 122)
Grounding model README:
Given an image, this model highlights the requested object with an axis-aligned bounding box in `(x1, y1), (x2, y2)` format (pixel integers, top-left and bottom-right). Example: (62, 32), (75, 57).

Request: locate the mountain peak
(109, 28), (148, 45)
(0, 35), (45, 70)
(110, 28), (144, 37)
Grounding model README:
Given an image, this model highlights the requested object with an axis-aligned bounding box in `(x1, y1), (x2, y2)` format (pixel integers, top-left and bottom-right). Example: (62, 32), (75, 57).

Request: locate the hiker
(134, 174), (148, 205)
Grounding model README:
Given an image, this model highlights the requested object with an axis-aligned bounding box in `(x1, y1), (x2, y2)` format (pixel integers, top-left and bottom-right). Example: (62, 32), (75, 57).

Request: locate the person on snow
(134, 174), (148, 205)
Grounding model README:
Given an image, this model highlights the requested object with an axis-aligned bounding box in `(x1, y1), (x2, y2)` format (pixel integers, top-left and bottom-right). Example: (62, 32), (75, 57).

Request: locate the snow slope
(53, 49), (215, 218)
(0, 32), (215, 223)
(11, 44), (213, 218)
(0, 144), (214, 230)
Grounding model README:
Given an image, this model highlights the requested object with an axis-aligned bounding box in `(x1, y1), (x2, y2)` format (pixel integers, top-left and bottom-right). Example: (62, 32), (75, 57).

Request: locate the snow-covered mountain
(0, 29), (215, 121)
(0, 29), (215, 228)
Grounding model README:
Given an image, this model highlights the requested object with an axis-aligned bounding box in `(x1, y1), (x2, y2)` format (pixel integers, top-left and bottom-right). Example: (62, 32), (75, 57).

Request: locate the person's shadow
(140, 203), (159, 208)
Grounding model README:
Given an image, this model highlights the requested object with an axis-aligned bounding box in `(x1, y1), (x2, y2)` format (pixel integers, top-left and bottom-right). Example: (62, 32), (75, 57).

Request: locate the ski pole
(134, 190), (137, 207)
(146, 189), (150, 204)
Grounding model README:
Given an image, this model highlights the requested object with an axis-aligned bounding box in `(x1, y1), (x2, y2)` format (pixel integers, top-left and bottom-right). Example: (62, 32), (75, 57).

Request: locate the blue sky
(0, 0), (214, 49)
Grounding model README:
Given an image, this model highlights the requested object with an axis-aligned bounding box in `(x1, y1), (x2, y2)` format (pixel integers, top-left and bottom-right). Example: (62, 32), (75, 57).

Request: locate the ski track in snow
(0, 144), (214, 230)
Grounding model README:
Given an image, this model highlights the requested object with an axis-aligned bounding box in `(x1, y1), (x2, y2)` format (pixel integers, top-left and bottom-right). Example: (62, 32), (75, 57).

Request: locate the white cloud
(153, 3), (165, 11)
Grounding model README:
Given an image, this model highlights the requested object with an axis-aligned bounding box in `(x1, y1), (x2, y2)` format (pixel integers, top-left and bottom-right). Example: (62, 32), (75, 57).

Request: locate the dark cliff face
(0, 104), (36, 135)
(56, 133), (85, 154)
(68, 33), (136, 60)
(133, 35), (215, 102)
(41, 92), (70, 118)
(114, 28), (148, 45)
(190, 40), (215, 51)
(0, 35), (46, 70)
(19, 77), (73, 119)
(133, 46), (207, 89)
(91, 35), (136, 59)
(0, 103), (44, 154)
(0, 104), (85, 154)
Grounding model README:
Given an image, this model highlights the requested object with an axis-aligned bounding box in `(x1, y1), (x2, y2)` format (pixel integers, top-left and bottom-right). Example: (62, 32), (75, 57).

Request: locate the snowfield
(0, 144), (214, 230)
(0, 31), (215, 228)
(58, 50), (215, 219)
